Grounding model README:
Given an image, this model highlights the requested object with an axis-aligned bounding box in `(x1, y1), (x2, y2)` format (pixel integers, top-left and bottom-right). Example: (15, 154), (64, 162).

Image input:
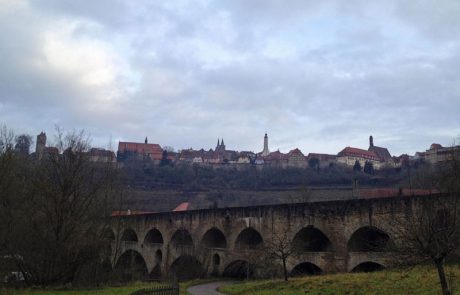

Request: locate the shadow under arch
(292, 226), (333, 252)
(114, 250), (148, 282)
(351, 261), (385, 272)
(290, 262), (323, 277)
(348, 226), (390, 252)
(170, 255), (203, 281)
(170, 228), (193, 247)
(144, 228), (164, 245)
(121, 228), (138, 242)
(235, 227), (263, 250)
(223, 260), (254, 279)
(101, 228), (115, 241)
(201, 227), (227, 249)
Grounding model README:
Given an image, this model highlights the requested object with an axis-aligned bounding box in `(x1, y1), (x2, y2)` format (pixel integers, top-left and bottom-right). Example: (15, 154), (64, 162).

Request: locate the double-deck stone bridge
(104, 194), (443, 280)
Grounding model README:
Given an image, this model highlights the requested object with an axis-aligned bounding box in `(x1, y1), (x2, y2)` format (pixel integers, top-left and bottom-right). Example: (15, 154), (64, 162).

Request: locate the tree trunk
(435, 259), (451, 295)
(282, 258), (288, 281)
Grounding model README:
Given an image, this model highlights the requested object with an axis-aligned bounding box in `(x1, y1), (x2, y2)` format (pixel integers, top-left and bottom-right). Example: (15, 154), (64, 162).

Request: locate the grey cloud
(1, 0), (459, 157)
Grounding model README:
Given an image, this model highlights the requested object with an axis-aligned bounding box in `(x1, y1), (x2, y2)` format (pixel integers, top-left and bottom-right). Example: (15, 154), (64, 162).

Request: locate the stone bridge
(104, 194), (444, 280)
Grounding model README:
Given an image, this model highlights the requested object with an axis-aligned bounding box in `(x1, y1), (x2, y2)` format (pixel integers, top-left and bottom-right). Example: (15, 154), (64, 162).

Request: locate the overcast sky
(1, 0), (459, 155)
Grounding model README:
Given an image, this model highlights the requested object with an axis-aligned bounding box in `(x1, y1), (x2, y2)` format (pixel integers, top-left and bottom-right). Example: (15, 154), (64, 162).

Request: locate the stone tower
(369, 135), (374, 148)
(262, 133), (269, 156)
(216, 138), (226, 153)
(36, 132), (46, 159)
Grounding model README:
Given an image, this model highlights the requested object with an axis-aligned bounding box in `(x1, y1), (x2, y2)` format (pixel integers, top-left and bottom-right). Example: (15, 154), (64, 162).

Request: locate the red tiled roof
(118, 142), (163, 159)
(369, 146), (392, 161)
(307, 153), (337, 161)
(287, 148), (304, 156)
(111, 210), (155, 216)
(264, 150), (285, 160)
(430, 143), (443, 150)
(173, 202), (190, 212)
(338, 147), (380, 161)
(89, 148), (115, 158)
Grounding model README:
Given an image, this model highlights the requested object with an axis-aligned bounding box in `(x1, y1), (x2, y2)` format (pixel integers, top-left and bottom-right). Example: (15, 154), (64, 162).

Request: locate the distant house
(368, 135), (393, 163)
(337, 147), (383, 169)
(117, 138), (163, 162)
(306, 153), (337, 168)
(88, 148), (116, 163)
(263, 150), (287, 166)
(192, 156), (203, 163)
(285, 148), (307, 167)
(423, 143), (460, 164)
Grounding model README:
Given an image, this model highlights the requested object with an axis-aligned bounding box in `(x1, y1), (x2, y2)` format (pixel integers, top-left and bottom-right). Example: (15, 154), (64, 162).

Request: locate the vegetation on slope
(220, 265), (460, 295)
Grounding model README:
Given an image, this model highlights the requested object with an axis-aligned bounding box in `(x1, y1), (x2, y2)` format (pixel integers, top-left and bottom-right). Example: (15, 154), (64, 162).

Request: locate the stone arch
(290, 262), (323, 276)
(170, 255), (203, 281)
(121, 228), (138, 242)
(235, 227), (263, 250)
(201, 227), (227, 249)
(144, 228), (164, 245)
(114, 250), (148, 282)
(292, 226), (333, 252)
(351, 261), (385, 272)
(170, 229), (193, 247)
(101, 228), (115, 241)
(223, 260), (254, 279)
(348, 226), (389, 252)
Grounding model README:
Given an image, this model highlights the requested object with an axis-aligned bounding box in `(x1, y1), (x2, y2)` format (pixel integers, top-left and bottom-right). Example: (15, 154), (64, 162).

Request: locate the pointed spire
(145, 137), (148, 144)
(217, 138), (220, 146)
(221, 138), (224, 146)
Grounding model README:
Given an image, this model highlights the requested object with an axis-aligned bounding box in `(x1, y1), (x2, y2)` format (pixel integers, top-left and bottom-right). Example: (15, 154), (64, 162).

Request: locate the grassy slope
(220, 265), (460, 295)
(0, 279), (210, 295)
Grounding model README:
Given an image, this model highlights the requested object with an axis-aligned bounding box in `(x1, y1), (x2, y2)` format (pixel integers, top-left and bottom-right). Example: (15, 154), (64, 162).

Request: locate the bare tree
(3, 128), (118, 286)
(0, 126), (28, 281)
(265, 229), (297, 281)
(387, 151), (460, 295)
(14, 134), (33, 156)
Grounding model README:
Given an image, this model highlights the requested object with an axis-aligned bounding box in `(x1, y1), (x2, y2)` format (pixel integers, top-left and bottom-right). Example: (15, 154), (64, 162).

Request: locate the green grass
(0, 278), (218, 295)
(2, 266), (458, 295)
(220, 265), (460, 295)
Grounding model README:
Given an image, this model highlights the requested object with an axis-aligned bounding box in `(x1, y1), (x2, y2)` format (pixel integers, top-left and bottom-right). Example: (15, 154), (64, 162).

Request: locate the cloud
(0, 0), (459, 156)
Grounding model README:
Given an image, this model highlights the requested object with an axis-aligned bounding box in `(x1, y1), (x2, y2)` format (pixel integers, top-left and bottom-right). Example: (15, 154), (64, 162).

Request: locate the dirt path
(187, 281), (233, 295)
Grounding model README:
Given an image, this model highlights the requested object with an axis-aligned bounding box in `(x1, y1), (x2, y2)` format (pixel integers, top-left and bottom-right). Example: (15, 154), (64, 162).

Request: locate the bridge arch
(290, 262), (323, 276)
(101, 228), (115, 241)
(201, 227), (227, 249)
(114, 250), (148, 281)
(170, 228), (193, 247)
(292, 226), (332, 252)
(121, 228), (138, 242)
(223, 260), (254, 279)
(348, 226), (390, 252)
(235, 227), (263, 250)
(144, 228), (164, 245)
(351, 261), (385, 272)
(170, 255), (203, 281)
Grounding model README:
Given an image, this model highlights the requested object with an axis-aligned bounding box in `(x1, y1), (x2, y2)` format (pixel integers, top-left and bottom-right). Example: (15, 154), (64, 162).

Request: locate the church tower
(262, 133), (269, 156)
(36, 132), (46, 159)
(369, 135), (374, 148)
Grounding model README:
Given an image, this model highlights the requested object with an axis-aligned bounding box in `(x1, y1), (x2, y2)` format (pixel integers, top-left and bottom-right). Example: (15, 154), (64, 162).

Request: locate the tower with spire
(262, 133), (269, 156)
(216, 138), (226, 153)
